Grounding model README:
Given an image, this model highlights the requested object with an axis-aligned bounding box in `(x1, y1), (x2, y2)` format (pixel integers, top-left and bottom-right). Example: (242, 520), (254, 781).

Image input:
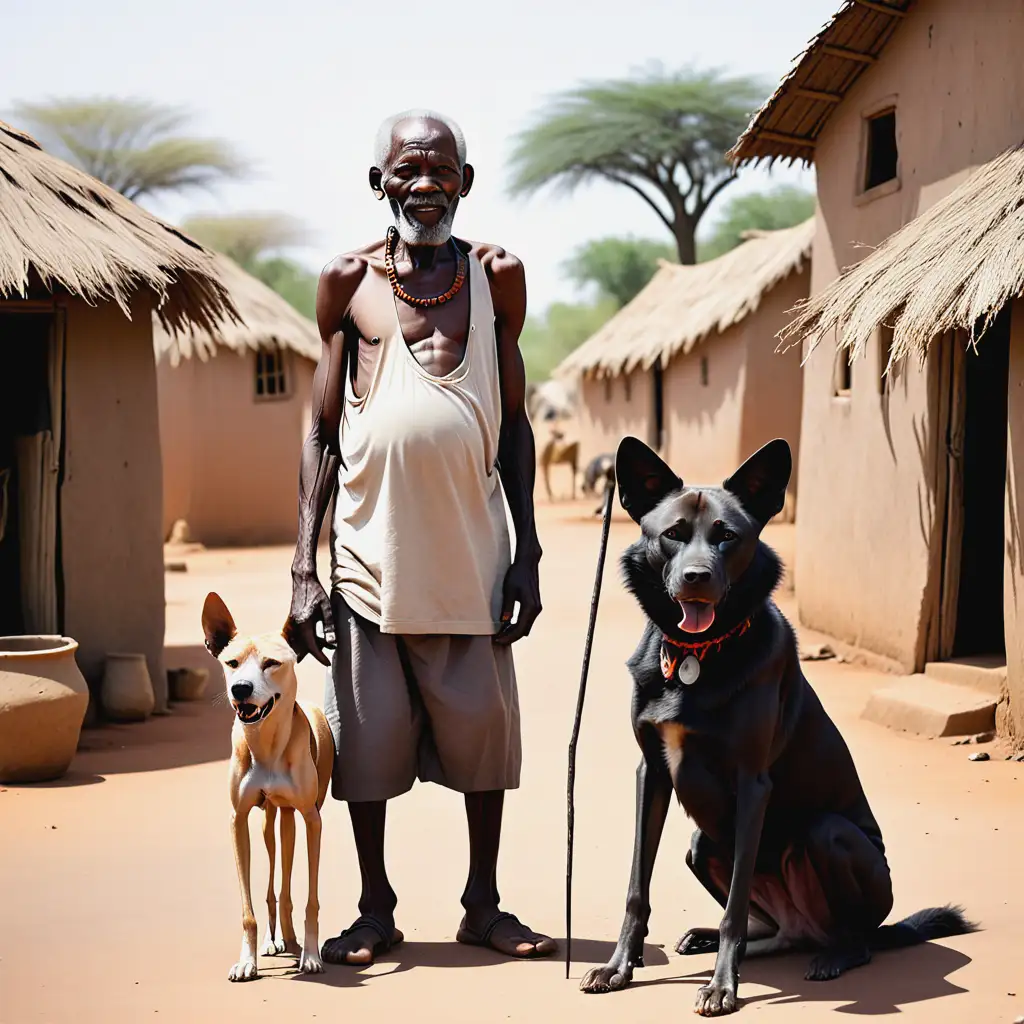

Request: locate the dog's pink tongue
(678, 602), (715, 634)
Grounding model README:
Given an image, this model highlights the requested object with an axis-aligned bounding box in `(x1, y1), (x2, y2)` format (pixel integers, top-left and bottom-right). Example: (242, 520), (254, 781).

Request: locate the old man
(288, 110), (555, 964)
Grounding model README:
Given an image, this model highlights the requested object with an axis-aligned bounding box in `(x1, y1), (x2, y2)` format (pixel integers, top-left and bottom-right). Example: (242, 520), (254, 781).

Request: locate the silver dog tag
(677, 655), (701, 686)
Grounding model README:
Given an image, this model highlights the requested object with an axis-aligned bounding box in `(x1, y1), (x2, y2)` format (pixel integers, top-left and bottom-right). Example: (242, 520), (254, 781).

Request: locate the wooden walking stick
(565, 478), (615, 979)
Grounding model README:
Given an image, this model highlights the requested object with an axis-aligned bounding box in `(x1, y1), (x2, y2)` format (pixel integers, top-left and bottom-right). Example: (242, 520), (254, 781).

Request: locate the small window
(864, 109), (898, 191)
(879, 323), (895, 395)
(700, 355), (709, 387)
(603, 376), (612, 402)
(624, 374), (632, 402)
(834, 353), (852, 397)
(255, 348), (288, 399)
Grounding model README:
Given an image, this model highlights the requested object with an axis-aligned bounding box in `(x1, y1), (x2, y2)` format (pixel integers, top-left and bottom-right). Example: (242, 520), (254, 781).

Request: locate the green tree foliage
(518, 298), (618, 383)
(509, 67), (767, 264)
(10, 97), (245, 203)
(563, 236), (676, 308)
(697, 185), (816, 262)
(182, 212), (318, 320)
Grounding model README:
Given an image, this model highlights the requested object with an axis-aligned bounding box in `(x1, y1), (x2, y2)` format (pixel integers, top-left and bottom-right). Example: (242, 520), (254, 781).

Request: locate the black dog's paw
(694, 980), (738, 1016)
(805, 944), (871, 981)
(580, 960), (634, 994)
(675, 927), (720, 955)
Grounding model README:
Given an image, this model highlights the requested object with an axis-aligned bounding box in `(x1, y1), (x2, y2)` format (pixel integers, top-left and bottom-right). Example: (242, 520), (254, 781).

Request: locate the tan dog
(539, 428), (579, 502)
(202, 592), (334, 982)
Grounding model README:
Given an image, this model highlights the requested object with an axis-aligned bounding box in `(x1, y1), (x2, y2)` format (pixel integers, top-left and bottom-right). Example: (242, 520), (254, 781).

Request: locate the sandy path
(2, 505), (1021, 1022)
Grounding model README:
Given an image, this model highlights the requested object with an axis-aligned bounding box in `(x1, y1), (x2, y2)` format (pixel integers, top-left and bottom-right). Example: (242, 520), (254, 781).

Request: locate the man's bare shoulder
(467, 240), (525, 282)
(320, 241), (386, 285)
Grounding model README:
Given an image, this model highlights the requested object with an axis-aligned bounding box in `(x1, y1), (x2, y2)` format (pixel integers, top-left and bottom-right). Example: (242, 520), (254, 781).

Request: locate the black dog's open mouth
(233, 695), (276, 724)
(677, 599), (716, 635)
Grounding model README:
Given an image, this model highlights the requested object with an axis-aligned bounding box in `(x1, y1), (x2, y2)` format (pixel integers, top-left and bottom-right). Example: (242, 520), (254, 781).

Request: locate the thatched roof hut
(559, 221), (811, 512)
(153, 252), (320, 366)
(0, 118), (238, 712)
(155, 254), (321, 547)
(557, 218), (814, 379)
(0, 120), (235, 332)
(728, 0), (912, 168)
(782, 141), (1024, 366)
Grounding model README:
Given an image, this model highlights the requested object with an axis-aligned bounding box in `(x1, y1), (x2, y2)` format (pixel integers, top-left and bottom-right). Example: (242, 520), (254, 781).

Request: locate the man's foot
(456, 910), (557, 958)
(320, 915), (404, 966)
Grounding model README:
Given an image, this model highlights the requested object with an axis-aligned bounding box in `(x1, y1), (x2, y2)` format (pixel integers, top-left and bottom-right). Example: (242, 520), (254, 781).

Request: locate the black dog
(580, 437), (973, 1016)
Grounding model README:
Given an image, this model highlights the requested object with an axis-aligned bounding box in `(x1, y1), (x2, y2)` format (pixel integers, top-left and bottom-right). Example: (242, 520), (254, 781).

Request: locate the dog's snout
(231, 681), (254, 701)
(683, 568), (712, 585)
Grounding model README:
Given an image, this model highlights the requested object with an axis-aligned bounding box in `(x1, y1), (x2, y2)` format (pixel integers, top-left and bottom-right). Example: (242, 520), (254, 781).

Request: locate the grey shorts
(324, 594), (522, 802)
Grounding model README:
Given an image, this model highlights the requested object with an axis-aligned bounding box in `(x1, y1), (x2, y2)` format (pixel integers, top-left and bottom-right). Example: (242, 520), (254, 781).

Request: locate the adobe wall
(61, 295), (167, 706)
(739, 266), (808, 511)
(157, 349), (315, 547)
(662, 326), (746, 485)
(577, 368), (655, 464)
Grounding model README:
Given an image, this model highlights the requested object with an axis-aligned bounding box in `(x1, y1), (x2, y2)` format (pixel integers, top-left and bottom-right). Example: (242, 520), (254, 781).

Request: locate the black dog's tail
(870, 904), (977, 951)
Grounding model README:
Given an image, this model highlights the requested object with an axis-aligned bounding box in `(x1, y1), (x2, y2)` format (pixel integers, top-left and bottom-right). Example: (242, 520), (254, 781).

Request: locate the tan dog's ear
(202, 592), (237, 658)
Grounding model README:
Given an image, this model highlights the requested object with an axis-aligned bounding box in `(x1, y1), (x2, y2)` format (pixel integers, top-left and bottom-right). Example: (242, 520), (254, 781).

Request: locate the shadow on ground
(274, 939), (671, 989)
(630, 941), (972, 1015)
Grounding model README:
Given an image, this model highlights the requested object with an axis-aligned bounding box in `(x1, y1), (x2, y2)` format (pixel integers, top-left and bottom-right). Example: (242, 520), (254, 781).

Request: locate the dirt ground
(2, 504), (1022, 1022)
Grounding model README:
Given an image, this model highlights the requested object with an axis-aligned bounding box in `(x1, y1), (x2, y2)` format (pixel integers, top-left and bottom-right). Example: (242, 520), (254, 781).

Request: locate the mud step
(923, 657), (1006, 697)
(861, 676), (997, 738)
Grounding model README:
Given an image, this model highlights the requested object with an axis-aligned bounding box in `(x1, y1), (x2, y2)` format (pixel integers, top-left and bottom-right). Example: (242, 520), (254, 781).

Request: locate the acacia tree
(563, 236), (676, 308)
(10, 97), (244, 204)
(509, 68), (766, 265)
(181, 212), (318, 319)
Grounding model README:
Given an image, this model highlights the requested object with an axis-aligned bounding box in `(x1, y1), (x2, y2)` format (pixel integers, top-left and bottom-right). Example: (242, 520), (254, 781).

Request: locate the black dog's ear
(202, 592), (237, 659)
(723, 439), (792, 525)
(616, 436), (683, 524)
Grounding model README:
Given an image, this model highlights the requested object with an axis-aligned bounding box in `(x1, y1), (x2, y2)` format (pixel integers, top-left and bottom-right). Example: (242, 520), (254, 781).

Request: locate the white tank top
(330, 253), (511, 635)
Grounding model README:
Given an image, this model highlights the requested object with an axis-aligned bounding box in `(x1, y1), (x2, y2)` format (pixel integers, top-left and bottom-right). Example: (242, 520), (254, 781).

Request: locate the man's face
(371, 118), (472, 246)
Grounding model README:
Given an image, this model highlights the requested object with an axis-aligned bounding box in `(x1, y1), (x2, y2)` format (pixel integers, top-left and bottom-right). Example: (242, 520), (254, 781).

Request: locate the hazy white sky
(3, 0), (835, 312)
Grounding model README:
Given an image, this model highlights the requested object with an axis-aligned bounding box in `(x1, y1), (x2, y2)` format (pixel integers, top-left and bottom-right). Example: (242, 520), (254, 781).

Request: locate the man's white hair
(373, 109), (467, 169)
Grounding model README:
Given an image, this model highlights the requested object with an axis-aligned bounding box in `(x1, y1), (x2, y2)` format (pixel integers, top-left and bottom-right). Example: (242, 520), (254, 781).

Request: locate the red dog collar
(662, 616), (752, 664)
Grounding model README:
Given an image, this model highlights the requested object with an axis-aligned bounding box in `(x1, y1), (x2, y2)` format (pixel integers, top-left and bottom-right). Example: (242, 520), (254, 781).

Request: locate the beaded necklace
(384, 226), (467, 308)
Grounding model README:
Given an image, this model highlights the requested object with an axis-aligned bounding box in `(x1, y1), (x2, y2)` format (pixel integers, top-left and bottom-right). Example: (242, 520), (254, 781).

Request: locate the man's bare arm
(484, 247), (542, 644)
(288, 256), (365, 664)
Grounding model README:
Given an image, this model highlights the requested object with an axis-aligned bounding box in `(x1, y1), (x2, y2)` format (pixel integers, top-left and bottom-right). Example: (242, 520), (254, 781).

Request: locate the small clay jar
(101, 653), (155, 722)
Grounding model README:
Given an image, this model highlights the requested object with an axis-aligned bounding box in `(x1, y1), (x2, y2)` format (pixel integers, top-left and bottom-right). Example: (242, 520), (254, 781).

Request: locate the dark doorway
(0, 313), (53, 635)
(952, 306), (1010, 657)
(651, 363), (665, 451)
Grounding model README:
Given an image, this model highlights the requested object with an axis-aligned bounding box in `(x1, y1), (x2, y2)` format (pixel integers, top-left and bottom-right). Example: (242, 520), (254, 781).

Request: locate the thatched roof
(728, 1), (912, 167)
(0, 120), (236, 334)
(556, 218), (814, 379)
(781, 141), (1024, 368)
(154, 252), (320, 366)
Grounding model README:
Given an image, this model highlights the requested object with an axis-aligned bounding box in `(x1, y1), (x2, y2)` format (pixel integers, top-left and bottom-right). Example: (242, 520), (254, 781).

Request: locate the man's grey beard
(391, 196), (460, 246)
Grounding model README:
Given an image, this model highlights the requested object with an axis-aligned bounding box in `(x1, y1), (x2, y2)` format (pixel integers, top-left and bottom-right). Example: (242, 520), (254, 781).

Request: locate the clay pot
(101, 653), (155, 722)
(0, 635), (89, 783)
(168, 667), (209, 702)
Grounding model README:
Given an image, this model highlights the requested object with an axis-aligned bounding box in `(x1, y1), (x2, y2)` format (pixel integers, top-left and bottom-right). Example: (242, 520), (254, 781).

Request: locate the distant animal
(581, 453), (615, 516)
(539, 429), (579, 502)
(202, 593), (335, 982)
(580, 436), (974, 1016)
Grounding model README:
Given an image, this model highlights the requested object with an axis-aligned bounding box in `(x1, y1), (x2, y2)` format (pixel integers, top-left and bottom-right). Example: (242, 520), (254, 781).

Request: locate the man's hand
(495, 557), (542, 645)
(288, 571), (336, 665)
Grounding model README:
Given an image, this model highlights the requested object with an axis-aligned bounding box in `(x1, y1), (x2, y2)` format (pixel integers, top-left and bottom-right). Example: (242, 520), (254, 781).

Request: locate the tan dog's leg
(260, 804), (286, 956)
(278, 808), (299, 952)
(229, 809), (259, 981)
(299, 807), (325, 973)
